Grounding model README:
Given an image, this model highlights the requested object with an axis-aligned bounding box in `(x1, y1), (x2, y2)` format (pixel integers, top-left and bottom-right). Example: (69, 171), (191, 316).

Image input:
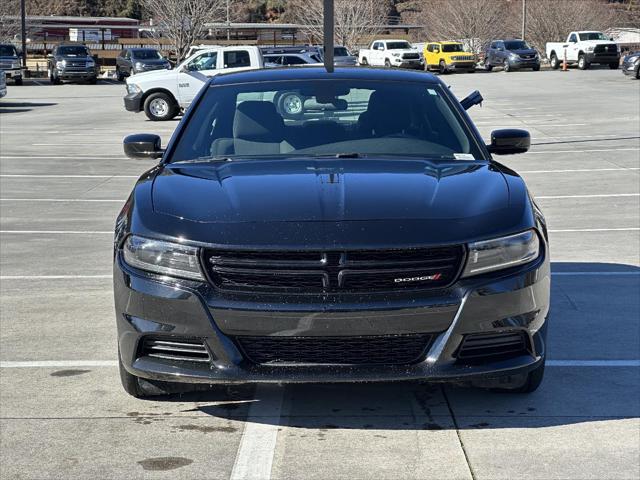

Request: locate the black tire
(490, 360), (546, 393)
(468, 66), (476, 73)
(49, 69), (61, 85)
(550, 53), (560, 70)
(503, 59), (511, 72)
(87, 77), (97, 85)
(360, 57), (368, 66)
(116, 68), (124, 82)
(143, 91), (178, 121)
(533, 65), (540, 71)
(608, 62), (618, 70)
(636, 64), (640, 79)
(578, 54), (589, 70)
(13, 77), (23, 85)
(384, 59), (391, 68)
(484, 61), (493, 72)
(118, 354), (186, 398)
(276, 91), (304, 119)
(439, 60), (447, 74)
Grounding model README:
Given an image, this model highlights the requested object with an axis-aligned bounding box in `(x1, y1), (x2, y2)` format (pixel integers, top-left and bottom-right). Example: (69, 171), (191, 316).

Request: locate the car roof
(210, 66), (439, 86)
(433, 41), (462, 45)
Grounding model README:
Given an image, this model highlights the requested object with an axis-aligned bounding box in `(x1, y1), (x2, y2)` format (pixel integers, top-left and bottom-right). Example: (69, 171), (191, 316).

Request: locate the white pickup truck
(358, 39), (423, 69)
(546, 31), (620, 70)
(124, 45), (263, 121)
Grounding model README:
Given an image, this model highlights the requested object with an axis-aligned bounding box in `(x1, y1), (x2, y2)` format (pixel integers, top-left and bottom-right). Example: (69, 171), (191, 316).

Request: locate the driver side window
(188, 51), (218, 71)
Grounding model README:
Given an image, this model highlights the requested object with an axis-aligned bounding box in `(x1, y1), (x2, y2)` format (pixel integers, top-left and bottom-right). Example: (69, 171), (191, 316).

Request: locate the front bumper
(124, 91), (143, 112)
(508, 58), (540, 69)
(56, 69), (97, 81)
(447, 62), (476, 71)
(115, 245), (550, 385)
(585, 53), (620, 64)
(2, 68), (22, 79)
(394, 59), (424, 69)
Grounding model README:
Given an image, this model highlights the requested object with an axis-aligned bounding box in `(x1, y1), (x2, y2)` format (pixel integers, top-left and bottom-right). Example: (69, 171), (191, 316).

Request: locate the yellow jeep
(423, 42), (476, 74)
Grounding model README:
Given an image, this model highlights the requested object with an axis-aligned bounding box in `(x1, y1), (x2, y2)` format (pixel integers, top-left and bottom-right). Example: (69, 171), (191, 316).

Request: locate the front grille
(402, 53), (420, 60)
(455, 331), (530, 363)
(452, 55), (475, 61)
(519, 53), (536, 59)
(64, 60), (88, 72)
(203, 246), (465, 294)
(236, 334), (433, 365)
(138, 337), (211, 363)
(594, 44), (617, 54)
(0, 62), (13, 69)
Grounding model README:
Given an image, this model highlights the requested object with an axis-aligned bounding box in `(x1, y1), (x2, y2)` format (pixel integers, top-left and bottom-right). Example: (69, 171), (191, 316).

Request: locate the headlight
(126, 83), (141, 94)
(627, 55), (639, 63)
(392, 53), (401, 57)
(122, 235), (204, 280)
(509, 52), (519, 59)
(135, 61), (143, 70)
(56, 60), (66, 69)
(462, 230), (540, 277)
(586, 46), (594, 52)
(11, 60), (20, 68)
(86, 59), (95, 67)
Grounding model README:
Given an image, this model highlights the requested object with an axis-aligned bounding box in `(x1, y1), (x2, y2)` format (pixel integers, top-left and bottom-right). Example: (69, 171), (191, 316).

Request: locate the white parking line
(0, 360), (637, 368)
(536, 193), (640, 199)
(230, 385), (284, 480)
(0, 230), (113, 234)
(520, 168), (640, 174)
(0, 198), (123, 203)
(0, 155), (125, 159)
(528, 148), (640, 154)
(548, 228), (640, 232)
(0, 275), (111, 280)
(552, 272), (640, 276)
(0, 174), (138, 178)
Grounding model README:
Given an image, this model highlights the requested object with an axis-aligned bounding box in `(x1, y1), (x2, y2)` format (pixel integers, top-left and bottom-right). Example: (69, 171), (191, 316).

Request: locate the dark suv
(485, 39), (540, 72)
(115, 48), (171, 81)
(115, 67), (550, 398)
(47, 44), (98, 84)
(0, 43), (23, 85)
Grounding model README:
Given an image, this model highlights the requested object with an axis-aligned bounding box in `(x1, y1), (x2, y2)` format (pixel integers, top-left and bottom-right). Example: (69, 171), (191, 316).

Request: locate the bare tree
(0, 0), (21, 42)
(524, 0), (622, 55)
(289, 0), (390, 51)
(418, 0), (514, 54)
(141, 0), (226, 62)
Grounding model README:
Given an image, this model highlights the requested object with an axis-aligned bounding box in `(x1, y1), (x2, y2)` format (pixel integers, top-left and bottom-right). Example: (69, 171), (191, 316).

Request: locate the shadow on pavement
(532, 135), (640, 146)
(139, 262), (640, 430)
(0, 101), (57, 114)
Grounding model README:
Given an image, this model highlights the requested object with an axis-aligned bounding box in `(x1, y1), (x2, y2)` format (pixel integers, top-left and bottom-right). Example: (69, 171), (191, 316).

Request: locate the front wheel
(578, 54), (589, 70)
(116, 68), (124, 82)
(143, 92), (178, 121)
(550, 53), (560, 70)
(439, 60), (447, 74)
(384, 59), (391, 68)
(13, 77), (23, 85)
(503, 59), (511, 72)
(533, 65), (540, 71)
(608, 62), (619, 70)
(360, 57), (368, 66)
(484, 61), (493, 72)
(485, 360), (546, 393)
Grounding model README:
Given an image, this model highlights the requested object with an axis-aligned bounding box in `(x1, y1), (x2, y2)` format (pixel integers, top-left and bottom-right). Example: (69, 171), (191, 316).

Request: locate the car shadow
(143, 261), (640, 431)
(532, 135), (640, 146)
(0, 101), (57, 114)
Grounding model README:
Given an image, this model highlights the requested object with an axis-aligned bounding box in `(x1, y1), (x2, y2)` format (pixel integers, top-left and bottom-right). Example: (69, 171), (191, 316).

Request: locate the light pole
(521, 0), (527, 40)
(323, 0), (334, 72)
(226, 0), (230, 41)
(20, 0), (27, 69)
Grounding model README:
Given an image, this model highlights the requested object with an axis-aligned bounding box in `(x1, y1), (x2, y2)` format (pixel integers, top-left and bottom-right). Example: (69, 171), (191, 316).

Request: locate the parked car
(115, 66), (550, 398)
(484, 39), (540, 72)
(319, 45), (358, 66)
(0, 43), (22, 85)
(124, 46), (263, 121)
(423, 42), (476, 74)
(116, 48), (171, 81)
(546, 31), (619, 70)
(358, 39), (423, 69)
(47, 43), (98, 84)
(0, 70), (7, 98)
(263, 52), (322, 66)
(621, 50), (640, 79)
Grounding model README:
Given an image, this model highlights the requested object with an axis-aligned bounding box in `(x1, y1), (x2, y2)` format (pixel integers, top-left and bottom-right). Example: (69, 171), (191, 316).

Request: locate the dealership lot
(0, 69), (638, 479)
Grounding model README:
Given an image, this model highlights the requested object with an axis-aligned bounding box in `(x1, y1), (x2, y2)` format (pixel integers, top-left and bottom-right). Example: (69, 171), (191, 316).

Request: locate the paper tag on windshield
(454, 153), (475, 160)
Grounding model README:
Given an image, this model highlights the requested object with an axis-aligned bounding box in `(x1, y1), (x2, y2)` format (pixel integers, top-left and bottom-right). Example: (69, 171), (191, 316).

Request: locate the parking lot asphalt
(0, 69), (639, 480)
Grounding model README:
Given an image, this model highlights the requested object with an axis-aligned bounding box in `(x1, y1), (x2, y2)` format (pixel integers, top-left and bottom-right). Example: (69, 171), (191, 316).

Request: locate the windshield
(0, 45), (18, 56)
(58, 46), (89, 56)
(170, 79), (484, 163)
(504, 40), (531, 50)
(579, 32), (608, 41)
(442, 44), (464, 53)
(386, 42), (411, 50)
(132, 49), (163, 60)
(334, 47), (350, 56)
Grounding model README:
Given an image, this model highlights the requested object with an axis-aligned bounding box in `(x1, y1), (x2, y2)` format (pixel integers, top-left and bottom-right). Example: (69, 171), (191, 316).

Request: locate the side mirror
(488, 129), (530, 155)
(123, 134), (164, 159)
(461, 90), (483, 110)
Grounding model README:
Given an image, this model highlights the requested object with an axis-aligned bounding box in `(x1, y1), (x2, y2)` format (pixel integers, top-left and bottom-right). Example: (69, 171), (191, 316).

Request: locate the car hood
(152, 158), (512, 225)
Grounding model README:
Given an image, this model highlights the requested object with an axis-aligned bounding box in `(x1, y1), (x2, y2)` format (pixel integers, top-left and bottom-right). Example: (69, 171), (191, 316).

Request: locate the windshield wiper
(172, 156), (234, 164)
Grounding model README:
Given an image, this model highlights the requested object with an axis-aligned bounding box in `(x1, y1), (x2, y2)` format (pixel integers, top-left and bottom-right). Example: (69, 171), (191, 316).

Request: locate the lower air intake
(236, 334), (433, 365)
(139, 337), (211, 363)
(455, 331), (530, 363)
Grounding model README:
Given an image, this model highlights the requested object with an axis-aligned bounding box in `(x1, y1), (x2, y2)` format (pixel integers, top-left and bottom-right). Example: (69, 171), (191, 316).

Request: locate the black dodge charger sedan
(114, 67), (550, 397)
